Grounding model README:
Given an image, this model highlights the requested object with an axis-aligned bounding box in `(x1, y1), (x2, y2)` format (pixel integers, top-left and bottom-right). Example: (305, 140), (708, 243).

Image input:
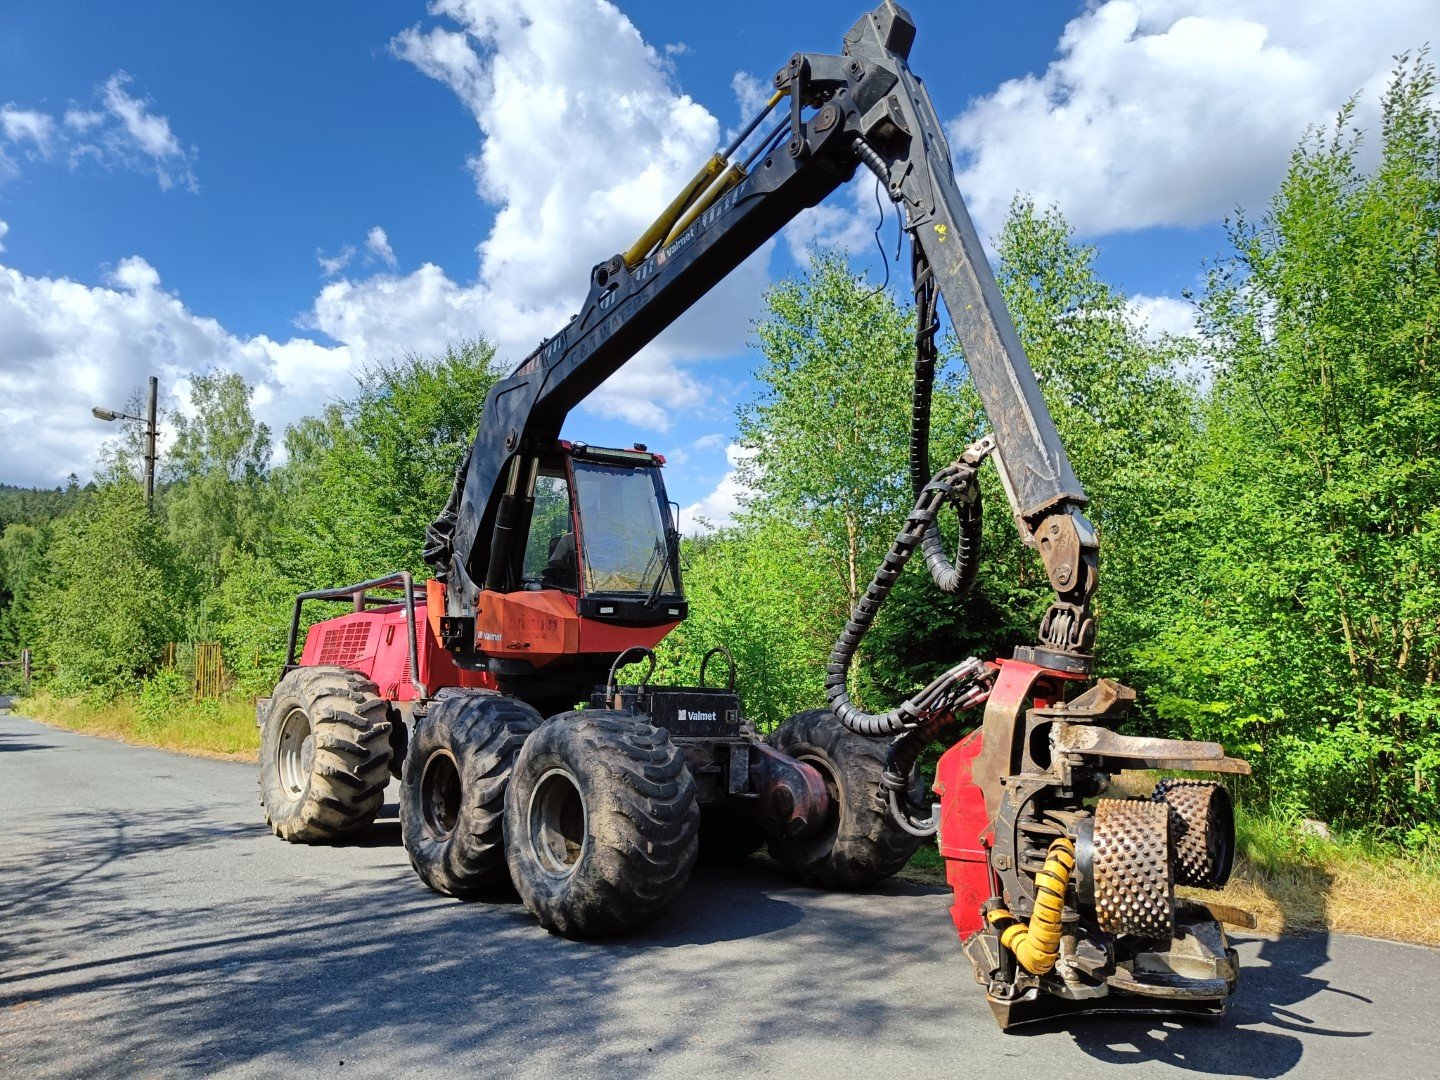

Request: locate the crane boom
(426, 0), (1096, 672)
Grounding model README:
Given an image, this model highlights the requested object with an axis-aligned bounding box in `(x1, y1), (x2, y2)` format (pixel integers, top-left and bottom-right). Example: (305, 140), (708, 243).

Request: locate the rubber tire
(505, 711), (699, 938)
(259, 666), (393, 843)
(766, 708), (922, 889)
(400, 691), (540, 898)
(697, 805), (767, 866)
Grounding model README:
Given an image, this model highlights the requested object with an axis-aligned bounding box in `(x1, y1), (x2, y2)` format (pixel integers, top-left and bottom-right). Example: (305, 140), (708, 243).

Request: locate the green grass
(21, 690), (260, 758)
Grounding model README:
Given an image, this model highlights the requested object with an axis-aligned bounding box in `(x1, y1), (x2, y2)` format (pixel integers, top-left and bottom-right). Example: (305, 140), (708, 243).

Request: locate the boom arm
(426, 0), (1098, 671)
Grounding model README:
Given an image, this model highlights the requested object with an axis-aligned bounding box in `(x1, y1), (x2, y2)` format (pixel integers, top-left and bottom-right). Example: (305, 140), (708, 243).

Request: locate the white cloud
(1128, 292), (1198, 340)
(949, 0), (1437, 237)
(317, 244), (355, 277)
(0, 108), (56, 154)
(0, 220), (8, 253)
(0, 0), (780, 484)
(682, 442), (756, 534)
(0, 258), (352, 486)
(365, 226), (397, 267)
(0, 71), (197, 192)
(730, 71), (771, 117)
(298, 0), (770, 426)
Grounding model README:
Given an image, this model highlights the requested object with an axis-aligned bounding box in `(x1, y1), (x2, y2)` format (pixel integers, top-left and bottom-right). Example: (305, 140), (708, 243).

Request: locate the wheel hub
(277, 707), (312, 798)
(528, 768), (587, 877)
(420, 749), (463, 841)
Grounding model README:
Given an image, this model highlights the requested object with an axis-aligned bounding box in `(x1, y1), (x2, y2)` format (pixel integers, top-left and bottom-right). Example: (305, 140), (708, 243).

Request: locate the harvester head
(934, 663), (1250, 1030)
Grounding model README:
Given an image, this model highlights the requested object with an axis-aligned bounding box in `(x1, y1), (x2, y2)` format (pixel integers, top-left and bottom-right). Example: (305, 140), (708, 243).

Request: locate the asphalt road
(2, 712), (1437, 1080)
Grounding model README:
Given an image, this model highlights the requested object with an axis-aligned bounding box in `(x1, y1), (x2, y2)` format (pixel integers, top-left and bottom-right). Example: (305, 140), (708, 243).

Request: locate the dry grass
(20, 691), (259, 761)
(903, 771), (1440, 949)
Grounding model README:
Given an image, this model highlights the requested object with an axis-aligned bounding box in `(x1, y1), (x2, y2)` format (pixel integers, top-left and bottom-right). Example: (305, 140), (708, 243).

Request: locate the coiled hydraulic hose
(985, 838), (1076, 976)
(823, 454), (990, 739)
(910, 245), (983, 596)
(853, 136), (983, 598)
(835, 138), (998, 834)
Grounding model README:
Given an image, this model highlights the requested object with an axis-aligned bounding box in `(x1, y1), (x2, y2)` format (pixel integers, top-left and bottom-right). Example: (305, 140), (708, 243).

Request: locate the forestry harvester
(256, 2), (1249, 1029)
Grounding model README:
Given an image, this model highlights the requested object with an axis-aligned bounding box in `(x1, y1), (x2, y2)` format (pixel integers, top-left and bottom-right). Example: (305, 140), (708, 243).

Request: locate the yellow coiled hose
(986, 837), (1076, 975)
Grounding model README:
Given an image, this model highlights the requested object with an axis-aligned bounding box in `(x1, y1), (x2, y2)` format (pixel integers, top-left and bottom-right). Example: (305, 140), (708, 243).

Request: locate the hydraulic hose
(909, 245), (982, 597)
(984, 838), (1076, 976)
(852, 136), (983, 599)
(824, 453), (992, 739)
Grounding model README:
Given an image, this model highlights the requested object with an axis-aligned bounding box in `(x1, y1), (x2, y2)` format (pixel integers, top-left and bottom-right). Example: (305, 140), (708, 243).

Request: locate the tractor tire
(505, 711), (699, 937)
(259, 666), (393, 843)
(400, 691), (540, 898)
(697, 805), (767, 866)
(766, 708), (922, 889)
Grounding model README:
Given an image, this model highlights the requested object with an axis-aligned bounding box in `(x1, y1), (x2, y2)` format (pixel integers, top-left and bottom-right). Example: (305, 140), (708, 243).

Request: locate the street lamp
(92, 375), (159, 509)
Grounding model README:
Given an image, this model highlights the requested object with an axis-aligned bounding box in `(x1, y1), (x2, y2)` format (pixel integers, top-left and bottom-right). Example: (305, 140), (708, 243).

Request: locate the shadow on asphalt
(0, 731), (57, 753)
(0, 797), (1376, 1076)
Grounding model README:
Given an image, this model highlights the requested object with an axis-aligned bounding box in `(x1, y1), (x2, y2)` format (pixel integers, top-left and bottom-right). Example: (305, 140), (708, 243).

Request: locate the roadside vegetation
(2, 60), (1436, 943)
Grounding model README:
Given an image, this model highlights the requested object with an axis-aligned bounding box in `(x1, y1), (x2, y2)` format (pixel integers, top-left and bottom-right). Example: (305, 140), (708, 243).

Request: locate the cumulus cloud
(949, 0), (1436, 237)
(0, 220), (8, 253)
(1128, 292), (1198, 340)
(0, 108), (56, 154)
(365, 226), (397, 267)
(1, 0), (778, 484)
(682, 442), (756, 534)
(0, 258), (351, 486)
(316, 244), (355, 277)
(355, 0), (766, 428)
(0, 71), (197, 191)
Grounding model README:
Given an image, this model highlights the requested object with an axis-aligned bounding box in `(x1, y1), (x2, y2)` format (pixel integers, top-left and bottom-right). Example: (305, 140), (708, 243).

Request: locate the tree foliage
(0, 61), (1435, 842)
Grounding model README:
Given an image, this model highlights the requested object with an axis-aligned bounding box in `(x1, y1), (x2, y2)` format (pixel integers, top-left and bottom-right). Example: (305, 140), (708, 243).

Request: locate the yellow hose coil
(986, 837), (1076, 976)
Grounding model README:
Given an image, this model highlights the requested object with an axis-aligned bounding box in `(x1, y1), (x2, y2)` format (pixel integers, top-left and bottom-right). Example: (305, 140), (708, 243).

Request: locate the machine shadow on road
(1012, 851), (1373, 1077)
(0, 796), (1380, 1077)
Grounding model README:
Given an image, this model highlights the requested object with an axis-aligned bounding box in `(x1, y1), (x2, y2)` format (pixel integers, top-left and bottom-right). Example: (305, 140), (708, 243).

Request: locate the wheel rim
(528, 768), (587, 877)
(421, 749), (463, 841)
(277, 707), (313, 798)
(797, 751), (841, 834)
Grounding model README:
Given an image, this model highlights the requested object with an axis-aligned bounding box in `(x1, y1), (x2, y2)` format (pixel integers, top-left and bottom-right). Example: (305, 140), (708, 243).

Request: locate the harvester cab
(256, 0), (1251, 1032)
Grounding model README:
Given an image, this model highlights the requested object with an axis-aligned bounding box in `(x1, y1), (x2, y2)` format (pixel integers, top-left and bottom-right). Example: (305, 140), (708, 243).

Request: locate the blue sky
(0, 0), (1433, 525)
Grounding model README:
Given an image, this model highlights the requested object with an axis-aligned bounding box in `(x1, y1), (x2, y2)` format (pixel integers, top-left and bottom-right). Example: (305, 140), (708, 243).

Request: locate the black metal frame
(283, 571), (428, 698)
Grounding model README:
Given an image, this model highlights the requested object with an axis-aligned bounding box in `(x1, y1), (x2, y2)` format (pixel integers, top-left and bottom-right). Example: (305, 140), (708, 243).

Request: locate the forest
(2, 58), (1436, 848)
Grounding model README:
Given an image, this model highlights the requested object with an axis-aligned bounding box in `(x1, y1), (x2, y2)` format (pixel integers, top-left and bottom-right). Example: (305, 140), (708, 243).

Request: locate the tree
(737, 252), (928, 609)
(163, 371), (274, 579)
(274, 340), (504, 588)
(31, 484), (189, 695)
(1170, 55), (1440, 833)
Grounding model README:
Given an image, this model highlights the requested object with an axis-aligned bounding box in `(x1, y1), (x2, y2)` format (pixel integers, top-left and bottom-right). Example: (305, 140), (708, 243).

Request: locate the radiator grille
(317, 622), (373, 666)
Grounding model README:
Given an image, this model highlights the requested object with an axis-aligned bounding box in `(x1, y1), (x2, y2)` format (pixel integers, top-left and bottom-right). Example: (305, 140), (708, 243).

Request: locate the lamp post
(92, 375), (159, 509)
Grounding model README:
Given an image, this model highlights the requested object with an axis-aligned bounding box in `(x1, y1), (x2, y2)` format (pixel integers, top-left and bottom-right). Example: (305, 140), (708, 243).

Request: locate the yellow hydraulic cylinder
(986, 837), (1076, 976)
(661, 161), (746, 247)
(622, 153), (726, 269)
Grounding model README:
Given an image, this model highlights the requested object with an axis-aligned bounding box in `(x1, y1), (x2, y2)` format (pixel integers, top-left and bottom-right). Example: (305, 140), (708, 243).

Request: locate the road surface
(1, 712), (1437, 1079)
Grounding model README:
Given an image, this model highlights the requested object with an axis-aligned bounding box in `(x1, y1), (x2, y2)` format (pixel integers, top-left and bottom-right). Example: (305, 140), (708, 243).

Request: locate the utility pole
(144, 375), (158, 509)
(92, 376), (160, 511)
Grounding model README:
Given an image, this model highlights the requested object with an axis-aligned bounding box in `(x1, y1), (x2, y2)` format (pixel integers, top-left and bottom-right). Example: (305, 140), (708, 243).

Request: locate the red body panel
(934, 729), (991, 937)
(299, 600), (494, 702)
(475, 588), (680, 667)
(933, 658), (1081, 939)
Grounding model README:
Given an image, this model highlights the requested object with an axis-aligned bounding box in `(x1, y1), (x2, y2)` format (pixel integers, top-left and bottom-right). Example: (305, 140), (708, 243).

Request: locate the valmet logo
(677, 708), (718, 725)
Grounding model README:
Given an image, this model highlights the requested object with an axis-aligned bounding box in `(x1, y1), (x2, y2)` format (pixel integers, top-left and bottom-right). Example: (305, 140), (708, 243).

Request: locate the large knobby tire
(505, 711), (699, 938)
(259, 666), (393, 843)
(766, 708), (922, 889)
(400, 691), (540, 898)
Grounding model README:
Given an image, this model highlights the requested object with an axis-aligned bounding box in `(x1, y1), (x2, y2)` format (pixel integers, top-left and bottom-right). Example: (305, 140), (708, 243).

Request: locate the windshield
(572, 460), (678, 596)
